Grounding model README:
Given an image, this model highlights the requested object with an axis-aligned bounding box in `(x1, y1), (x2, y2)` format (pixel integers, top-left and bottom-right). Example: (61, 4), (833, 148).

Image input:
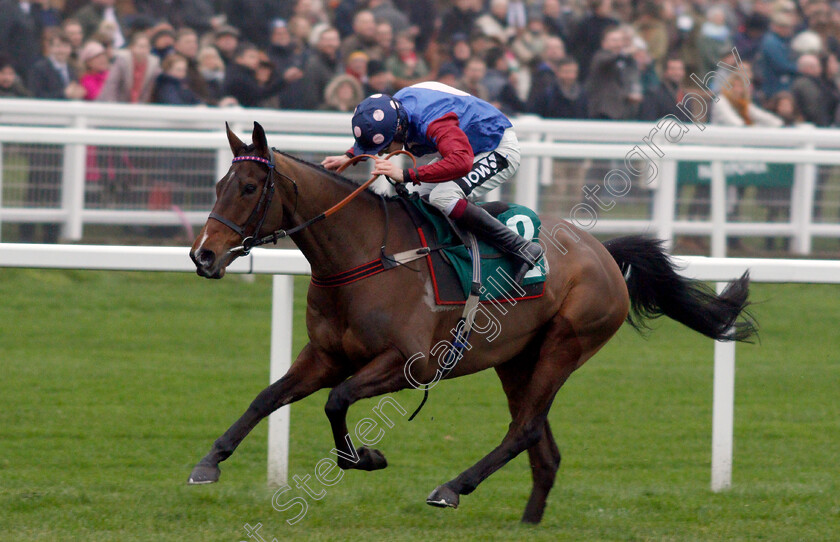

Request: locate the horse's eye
(243, 184), (257, 195)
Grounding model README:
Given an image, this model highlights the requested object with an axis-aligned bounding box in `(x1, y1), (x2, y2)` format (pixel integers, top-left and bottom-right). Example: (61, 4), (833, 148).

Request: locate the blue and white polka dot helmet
(351, 93), (401, 156)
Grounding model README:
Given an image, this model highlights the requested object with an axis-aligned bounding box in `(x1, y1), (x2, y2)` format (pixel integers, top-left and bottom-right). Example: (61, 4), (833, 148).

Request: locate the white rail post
(267, 274), (294, 486)
(652, 160), (677, 251)
(710, 161), (727, 258)
(61, 116), (87, 241)
(711, 283), (736, 491)
(515, 132), (542, 210)
(790, 137), (816, 255)
(0, 142), (4, 240)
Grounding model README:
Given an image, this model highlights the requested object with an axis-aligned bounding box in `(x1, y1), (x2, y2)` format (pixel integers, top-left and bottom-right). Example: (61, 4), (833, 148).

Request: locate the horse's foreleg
(188, 343), (346, 484)
(495, 359), (562, 524)
(323, 347), (409, 471)
(426, 316), (580, 510)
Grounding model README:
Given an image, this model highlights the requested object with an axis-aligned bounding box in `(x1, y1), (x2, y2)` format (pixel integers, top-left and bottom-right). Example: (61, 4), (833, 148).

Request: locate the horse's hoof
(426, 485), (459, 509)
(187, 463), (220, 485)
(338, 446), (388, 471)
(358, 447), (388, 471)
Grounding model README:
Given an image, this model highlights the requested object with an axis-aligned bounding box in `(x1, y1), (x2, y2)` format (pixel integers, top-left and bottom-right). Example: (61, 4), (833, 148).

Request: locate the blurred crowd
(2, 0), (840, 126)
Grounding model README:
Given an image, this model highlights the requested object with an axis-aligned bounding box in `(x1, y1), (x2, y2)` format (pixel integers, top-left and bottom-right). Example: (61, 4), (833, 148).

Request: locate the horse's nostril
(197, 249), (216, 267)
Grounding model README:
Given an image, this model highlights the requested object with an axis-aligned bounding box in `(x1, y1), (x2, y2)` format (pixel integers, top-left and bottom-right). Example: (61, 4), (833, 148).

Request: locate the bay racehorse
(188, 122), (756, 523)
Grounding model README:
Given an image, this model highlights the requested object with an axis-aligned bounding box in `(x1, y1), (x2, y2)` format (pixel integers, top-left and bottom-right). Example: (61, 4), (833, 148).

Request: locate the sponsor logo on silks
(459, 152), (508, 188)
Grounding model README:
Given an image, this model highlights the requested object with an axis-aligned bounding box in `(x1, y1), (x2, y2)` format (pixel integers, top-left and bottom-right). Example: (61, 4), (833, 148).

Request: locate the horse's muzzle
(190, 248), (224, 279)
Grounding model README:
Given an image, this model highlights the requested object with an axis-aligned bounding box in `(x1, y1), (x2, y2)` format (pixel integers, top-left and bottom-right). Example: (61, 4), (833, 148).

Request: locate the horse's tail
(603, 235), (757, 342)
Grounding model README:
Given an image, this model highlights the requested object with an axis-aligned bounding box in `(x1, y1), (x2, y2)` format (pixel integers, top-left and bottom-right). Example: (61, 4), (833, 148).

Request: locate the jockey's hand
(322, 154), (351, 171)
(372, 157), (404, 182)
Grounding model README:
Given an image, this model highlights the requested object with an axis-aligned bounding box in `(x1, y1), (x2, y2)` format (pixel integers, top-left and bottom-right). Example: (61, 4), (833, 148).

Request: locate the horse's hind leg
(426, 316), (580, 511)
(495, 360), (562, 524)
(188, 343), (346, 484)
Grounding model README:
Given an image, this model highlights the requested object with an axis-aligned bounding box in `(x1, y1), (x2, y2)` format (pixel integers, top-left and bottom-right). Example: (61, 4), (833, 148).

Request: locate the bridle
(209, 149), (416, 256)
(208, 152), (300, 256)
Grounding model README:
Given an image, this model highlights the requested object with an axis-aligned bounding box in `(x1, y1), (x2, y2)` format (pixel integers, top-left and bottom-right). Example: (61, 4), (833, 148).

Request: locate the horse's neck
(277, 155), (386, 277)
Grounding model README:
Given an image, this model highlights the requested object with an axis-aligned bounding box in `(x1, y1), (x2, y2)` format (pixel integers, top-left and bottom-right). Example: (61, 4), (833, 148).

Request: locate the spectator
(632, 35), (659, 95)
(173, 28), (214, 105)
(321, 73), (364, 111)
(197, 46), (228, 103)
(529, 57), (587, 119)
(153, 53), (203, 105)
(541, 0), (573, 40)
(585, 26), (642, 119)
(225, 0), (278, 49)
(150, 27), (176, 60)
(633, 0), (668, 73)
(345, 51), (369, 85)
(293, 0), (328, 26)
(364, 59), (395, 95)
(527, 36), (566, 108)
(736, 14), (771, 64)
(711, 65), (784, 126)
(267, 19), (307, 109)
(483, 47), (524, 114)
(393, 0), (437, 52)
(213, 25), (240, 66)
(511, 16), (550, 67)
(387, 31), (430, 89)
(78, 40), (110, 101)
(29, 32), (86, 100)
(133, 0), (215, 36)
(340, 10), (382, 61)
(299, 25), (341, 109)
(570, 0), (619, 81)
(639, 56), (691, 121)
(791, 53), (837, 126)
(439, 33), (472, 79)
(222, 42), (289, 107)
(0, 54), (31, 98)
(374, 21), (395, 62)
(61, 18), (86, 73)
(97, 32), (160, 103)
(287, 16), (313, 51)
(697, 5), (733, 76)
(368, 0), (411, 37)
(436, 63), (461, 87)
(440, 0), (481, 47)
(765, 90), (803, 126)
(0, 0), (44, 82)
(457, 56), (489, 100)
(756, 12), (799, 98)
(475, 0), (516, 45)
(73, 0), (126, 47)
(333, 0), (360, 39)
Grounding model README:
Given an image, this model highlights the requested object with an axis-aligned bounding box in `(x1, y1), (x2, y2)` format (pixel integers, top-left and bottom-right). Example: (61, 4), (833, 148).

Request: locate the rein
(219, 150), (416, 256)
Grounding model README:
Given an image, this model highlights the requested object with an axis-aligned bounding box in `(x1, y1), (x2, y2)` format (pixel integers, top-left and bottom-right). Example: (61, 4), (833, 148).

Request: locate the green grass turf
(1, 269), (838, 541)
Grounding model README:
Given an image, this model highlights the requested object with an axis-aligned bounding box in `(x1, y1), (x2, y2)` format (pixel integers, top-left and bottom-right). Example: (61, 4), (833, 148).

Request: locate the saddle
(396, 197), (547, 305)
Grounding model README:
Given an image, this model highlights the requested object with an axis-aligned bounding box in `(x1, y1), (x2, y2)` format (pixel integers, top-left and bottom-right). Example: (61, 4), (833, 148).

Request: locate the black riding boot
(452, 202), (544, 284)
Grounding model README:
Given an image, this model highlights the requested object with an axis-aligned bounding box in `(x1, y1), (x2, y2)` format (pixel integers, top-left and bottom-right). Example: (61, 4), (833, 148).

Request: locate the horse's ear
(252, 122), (269, 158)
(226, 122), (246, 156)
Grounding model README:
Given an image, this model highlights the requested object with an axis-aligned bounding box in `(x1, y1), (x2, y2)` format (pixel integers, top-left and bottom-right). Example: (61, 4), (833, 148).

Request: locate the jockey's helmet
(351, 94), (403, 156)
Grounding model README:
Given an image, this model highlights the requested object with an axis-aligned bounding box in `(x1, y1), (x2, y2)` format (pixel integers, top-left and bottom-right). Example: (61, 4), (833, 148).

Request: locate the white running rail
(2, 243), (839, 491)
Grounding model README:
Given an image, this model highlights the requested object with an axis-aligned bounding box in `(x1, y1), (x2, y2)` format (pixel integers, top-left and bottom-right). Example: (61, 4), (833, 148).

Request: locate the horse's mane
(268, 148), (395, 196)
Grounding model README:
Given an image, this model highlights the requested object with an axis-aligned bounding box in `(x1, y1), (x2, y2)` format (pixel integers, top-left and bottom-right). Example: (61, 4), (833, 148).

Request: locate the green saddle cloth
(409, 199), (547, 301)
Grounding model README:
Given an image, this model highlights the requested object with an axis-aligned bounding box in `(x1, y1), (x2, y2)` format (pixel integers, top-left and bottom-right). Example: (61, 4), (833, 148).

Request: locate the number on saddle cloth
(408, 199), (548, 302)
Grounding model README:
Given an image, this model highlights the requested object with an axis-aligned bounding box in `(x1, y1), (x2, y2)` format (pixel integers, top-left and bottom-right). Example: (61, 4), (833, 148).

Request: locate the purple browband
(232, 155), (272, 166)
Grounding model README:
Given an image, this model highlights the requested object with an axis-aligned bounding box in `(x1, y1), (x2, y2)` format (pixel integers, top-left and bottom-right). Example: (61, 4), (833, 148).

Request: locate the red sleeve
(405, 113), (474, 184)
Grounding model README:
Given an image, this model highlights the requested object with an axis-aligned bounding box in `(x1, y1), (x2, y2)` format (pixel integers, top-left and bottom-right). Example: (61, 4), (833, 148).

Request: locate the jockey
(322, 81), (543, 284)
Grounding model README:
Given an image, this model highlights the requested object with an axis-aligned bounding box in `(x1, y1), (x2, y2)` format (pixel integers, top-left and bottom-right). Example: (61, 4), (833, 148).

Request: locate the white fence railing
(2, 99), (840, 255)
(3, 242), (839, 491)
